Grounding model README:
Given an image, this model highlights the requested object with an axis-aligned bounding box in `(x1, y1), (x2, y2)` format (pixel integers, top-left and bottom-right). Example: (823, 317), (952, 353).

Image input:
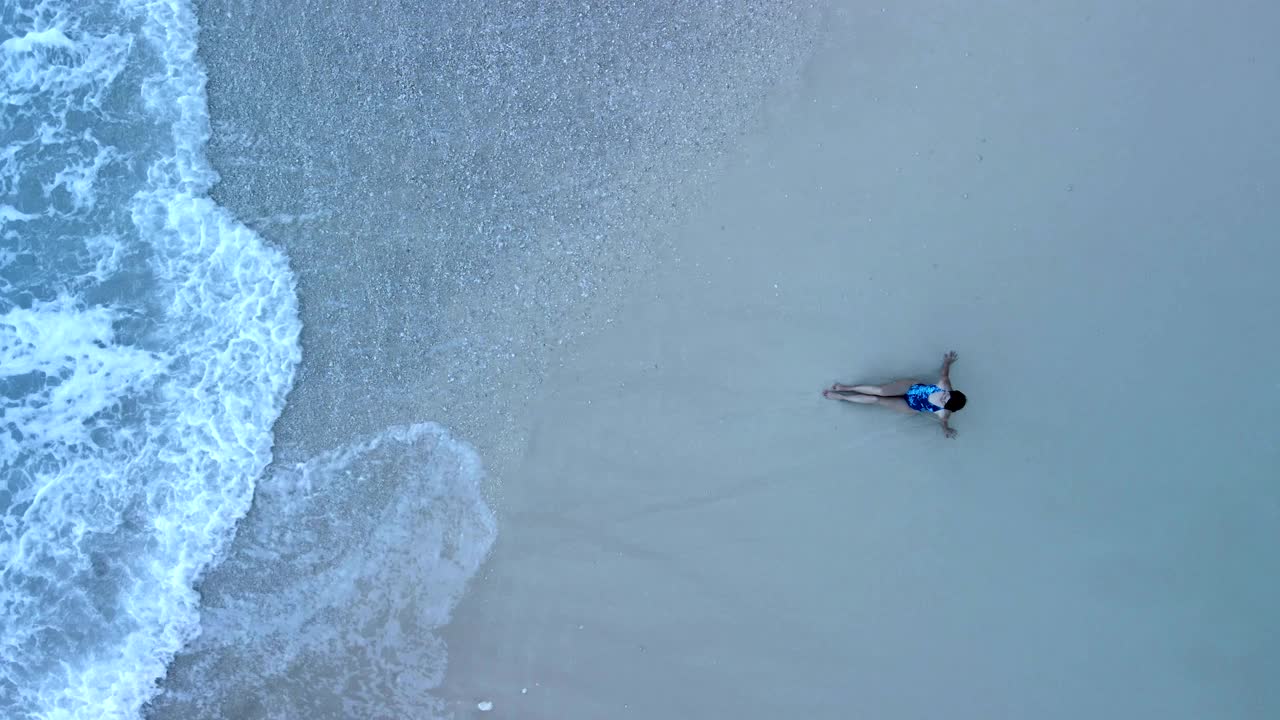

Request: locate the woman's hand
(943, 350), (958, 366)
(943, 426), (958, 439)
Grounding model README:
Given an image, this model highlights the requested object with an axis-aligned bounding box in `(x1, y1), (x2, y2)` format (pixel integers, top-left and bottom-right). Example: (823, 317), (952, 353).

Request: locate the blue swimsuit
(905, 384), (944, 413)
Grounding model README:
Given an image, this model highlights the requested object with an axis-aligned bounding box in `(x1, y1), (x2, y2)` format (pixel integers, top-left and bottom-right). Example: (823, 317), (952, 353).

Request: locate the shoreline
(174, 1), (822, 716)
(192, 0), (820, 474)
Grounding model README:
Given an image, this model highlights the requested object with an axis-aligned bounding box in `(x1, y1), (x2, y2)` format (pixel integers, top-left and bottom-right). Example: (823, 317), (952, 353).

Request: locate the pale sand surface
(441, 3), (1279, 719)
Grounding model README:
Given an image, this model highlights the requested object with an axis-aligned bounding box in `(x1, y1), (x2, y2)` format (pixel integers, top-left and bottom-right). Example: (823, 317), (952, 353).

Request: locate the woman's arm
(938, 411), (957, 438)
(937, 350), (958, 390)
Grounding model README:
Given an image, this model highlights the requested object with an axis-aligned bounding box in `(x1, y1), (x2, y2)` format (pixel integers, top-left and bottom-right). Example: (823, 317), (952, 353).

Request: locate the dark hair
(944, 391), (967, 412)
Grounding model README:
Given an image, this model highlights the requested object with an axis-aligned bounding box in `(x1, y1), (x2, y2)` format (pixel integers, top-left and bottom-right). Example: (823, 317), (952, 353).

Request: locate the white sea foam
(0, 0), (301, 718)
(0, 297), (159, 454)
(46, 144), (119, 211)
(149, 424), (497, 720)
(0, 11), (130, 113)
(1, 26), (76, 54)
(0, 205), (38, 223)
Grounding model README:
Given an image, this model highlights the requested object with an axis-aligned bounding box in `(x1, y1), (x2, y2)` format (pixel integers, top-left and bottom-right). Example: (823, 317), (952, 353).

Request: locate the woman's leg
(823, 390), (918, 414)
(846, 379), (922, 396)
(822, 389), (878, 403)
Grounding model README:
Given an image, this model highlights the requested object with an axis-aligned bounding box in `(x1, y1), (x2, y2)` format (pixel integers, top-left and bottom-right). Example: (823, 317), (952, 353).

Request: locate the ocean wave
(0, 0), (301, 718)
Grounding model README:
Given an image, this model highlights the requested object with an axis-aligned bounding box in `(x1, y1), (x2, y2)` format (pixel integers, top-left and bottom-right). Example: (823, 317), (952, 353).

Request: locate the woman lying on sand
(823, 351), (967, 438)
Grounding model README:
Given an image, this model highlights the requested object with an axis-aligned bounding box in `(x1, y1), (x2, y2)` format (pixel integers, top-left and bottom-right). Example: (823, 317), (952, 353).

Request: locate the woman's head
(944, 390), (967, 412)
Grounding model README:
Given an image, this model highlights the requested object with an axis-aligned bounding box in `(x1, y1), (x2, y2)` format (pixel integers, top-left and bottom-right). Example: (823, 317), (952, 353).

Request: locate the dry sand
(440, 3), (1279, 718)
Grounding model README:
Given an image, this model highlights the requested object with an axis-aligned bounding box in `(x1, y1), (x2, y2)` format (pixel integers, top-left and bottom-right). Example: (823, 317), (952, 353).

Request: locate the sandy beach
(440, 3), (1279, 718)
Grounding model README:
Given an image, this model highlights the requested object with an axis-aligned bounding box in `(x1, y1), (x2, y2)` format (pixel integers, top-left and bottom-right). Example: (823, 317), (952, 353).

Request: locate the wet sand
(440, 3), (1280, 719)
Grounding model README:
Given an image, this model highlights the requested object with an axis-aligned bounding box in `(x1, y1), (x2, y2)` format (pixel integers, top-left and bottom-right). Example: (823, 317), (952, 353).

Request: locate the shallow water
(189, 0), (819, 468)
(144, 0), (819, 717)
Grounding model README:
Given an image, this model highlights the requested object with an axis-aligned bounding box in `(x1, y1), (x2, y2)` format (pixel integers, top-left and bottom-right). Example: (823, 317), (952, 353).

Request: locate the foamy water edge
(2, 0), (303, 716)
